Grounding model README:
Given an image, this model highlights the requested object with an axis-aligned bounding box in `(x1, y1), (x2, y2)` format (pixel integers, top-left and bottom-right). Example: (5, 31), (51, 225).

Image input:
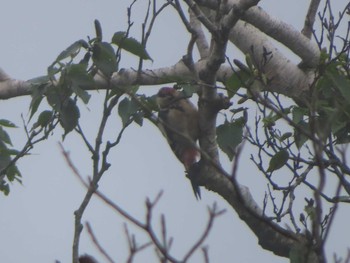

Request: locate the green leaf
(118, 97), (140, 127)
(0, 127), (12, 146)
(55, 40), (88, 62)
(79, 52), (91, 66)
(225, 73), (242, 98)
(292, 106), (307, 124)
(326, 71), (350, 103)
(46, 91), (62, 112)
(94, 19), (103, 41)
(92, 42), (117, 77)
(66, 64), (93, 103)
(141, 94), (158, 114)
(29, 84), (48, 120)
(72, 85), (91, 104)
(0, 141), (21, 195)
(0, 182), (10, 196)
(112, 31), (152, 61)
(294, 121), (309, 149)
(59, 99), (80, 135)
(0, 148), (21, 156)
(177, 84), (197, 97)
(27, 75), (50, 86)
(37, 110), (53, 128)
(267, 149), (289, 172)
(304, 204), (316, 220)
(278, 132), (293, 141)
(216, 120), (244, 161)
(6, 164), (22, 182)
(47, 65), (61, 77)
(262, 112), (278, 128)
(133, 112), (144, 126)
(0, 119), (17, 128)
(0, 153), (11, 172)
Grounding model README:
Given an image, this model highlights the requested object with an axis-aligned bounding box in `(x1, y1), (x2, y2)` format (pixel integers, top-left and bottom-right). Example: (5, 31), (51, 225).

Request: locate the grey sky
(0, 1), (349, 262)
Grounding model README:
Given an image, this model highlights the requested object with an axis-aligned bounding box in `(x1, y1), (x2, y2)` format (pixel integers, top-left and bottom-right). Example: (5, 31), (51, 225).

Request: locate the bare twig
(86, 222), (115, 263)
(183, 203), (225, 261)
(124, 224), (152, 263)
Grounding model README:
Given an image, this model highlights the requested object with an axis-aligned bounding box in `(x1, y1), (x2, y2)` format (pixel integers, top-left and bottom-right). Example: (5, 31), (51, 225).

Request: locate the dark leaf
(56, 40), (88, 62)
(92, 42), (117, 77)
(66, 64), (93, 103)
(112, 31), (152, 61)
(47, 64), (61, 77)
(292, 106), (307, 124)
(37, 110), (53, 128)
(0, 127), (12, 146)
(59, 99), (80, 135)
(141, 95), (158, 114)
(279, 132), (293, 141)
(0, 182), (10, 196)
(174, 83), (196, 97)
(294, 121), (309, 149)
(267, 149), (289, 172)
(46, 88), (62, 111)
(79, 52), (91, 66)
(30, 84), (48, 120)
(0, 148), (21, 156)
(72, 85), (91, 104)
(118, 97), (140, 127)
(326, 71), (350, 103)
(225, 71), (251, 99)
(6, 164), (22, 182)
(216, 120), (244, 161)
(0, 119), (17, 128)
(133, 112), (144, 126)
(225, 73), (242, 98)
(27, 75), (50, 86)
(0, 153), (11, 172)
(94, 19), (103, 41)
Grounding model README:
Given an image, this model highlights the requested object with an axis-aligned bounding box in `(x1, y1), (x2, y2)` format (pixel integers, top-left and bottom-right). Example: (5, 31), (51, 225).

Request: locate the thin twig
(86, 222), (115, 263)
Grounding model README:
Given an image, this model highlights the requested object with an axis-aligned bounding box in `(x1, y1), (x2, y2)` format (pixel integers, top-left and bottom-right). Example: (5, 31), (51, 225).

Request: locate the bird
(156, 87), (201, 199)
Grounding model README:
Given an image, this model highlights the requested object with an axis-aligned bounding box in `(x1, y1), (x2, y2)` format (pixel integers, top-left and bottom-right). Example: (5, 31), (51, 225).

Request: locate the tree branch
(243, 6), (320, 67)
(302, 0), (321, 39)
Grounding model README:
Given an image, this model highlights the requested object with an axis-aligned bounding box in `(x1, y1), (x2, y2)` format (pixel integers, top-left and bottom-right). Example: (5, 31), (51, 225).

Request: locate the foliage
(0, 119), (21, 195)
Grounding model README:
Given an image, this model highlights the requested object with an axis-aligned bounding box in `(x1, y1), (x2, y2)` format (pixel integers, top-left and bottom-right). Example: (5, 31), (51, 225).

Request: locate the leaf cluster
(28, 20), (152, 138)
(1, 20), (153, 194)
(313, 54), (350, 143)
(0, 120), (21, 195)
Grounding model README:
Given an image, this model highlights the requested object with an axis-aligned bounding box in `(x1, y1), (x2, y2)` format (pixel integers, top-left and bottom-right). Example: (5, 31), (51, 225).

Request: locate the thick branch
(229, 21), (315, 98)
(195, 0), (320, 67)
(0, 68), (31, 99)
(302, 0), (321, 39)
(242, 6), (320, 67)
(0, 62), (233, 100)
(189, 10), (210, 58)
(196, 2), (317, 99)
(197, 163), (308, 258)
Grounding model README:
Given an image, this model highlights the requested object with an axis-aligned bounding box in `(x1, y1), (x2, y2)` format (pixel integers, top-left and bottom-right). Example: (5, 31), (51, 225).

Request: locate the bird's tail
(187, 162), (201, 200)
(191, 180), (201, 200)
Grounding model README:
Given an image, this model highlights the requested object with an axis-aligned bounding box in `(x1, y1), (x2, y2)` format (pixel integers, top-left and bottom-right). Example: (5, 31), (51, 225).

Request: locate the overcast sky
(0, 1), (349, 263)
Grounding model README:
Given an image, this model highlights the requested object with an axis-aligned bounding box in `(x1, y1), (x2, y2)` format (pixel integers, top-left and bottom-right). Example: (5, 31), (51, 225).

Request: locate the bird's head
(156, 87), (181, 109)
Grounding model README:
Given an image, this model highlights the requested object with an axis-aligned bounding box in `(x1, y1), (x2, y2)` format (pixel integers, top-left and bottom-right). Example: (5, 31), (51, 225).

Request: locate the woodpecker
(156, 87), (201, 199)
